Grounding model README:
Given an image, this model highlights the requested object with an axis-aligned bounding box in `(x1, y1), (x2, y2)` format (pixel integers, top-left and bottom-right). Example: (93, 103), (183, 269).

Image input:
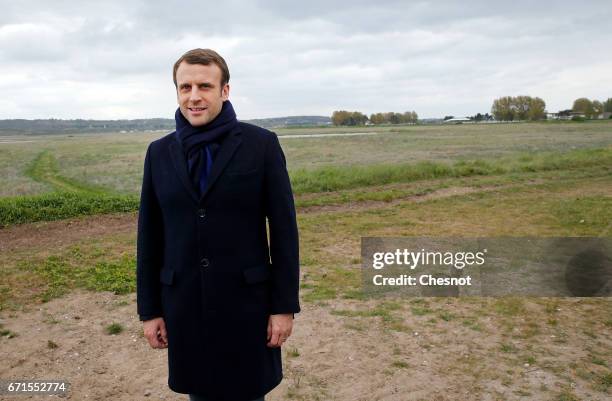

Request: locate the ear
(221, 83), (230, 101)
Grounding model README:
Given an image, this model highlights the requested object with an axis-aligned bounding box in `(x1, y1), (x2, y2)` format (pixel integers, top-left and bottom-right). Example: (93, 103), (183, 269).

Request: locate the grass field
(1, 121), (611, 197)
(0, 120), (611, 400)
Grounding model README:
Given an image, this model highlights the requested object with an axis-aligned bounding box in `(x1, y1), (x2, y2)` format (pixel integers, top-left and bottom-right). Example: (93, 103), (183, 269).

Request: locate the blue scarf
(175, 100), (238, 195)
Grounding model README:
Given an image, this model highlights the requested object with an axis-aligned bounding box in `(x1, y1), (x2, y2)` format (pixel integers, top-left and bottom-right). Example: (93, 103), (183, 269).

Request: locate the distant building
(597, 112), (612, 119)
(547, 109), (573, 120)
(442, 117), (471, 124)
(547, 109), (610, 120)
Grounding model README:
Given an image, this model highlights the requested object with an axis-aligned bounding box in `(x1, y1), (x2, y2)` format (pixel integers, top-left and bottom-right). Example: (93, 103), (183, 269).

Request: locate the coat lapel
(169, 140), (200, 203)
(168, 125), (243, 205)
(200, 125), (242, 202)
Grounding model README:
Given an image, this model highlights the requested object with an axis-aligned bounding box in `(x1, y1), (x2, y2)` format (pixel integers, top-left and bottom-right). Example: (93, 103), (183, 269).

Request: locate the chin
(188, 117), (209, 127)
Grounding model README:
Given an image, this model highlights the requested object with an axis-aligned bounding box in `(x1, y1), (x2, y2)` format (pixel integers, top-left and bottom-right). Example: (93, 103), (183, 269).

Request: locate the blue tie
(198, 146), (213, 196)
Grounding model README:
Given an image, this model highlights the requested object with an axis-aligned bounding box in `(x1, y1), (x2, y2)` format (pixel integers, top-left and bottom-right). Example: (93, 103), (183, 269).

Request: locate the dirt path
(1, 290), (609, 400)
(0, 212), (138, 254)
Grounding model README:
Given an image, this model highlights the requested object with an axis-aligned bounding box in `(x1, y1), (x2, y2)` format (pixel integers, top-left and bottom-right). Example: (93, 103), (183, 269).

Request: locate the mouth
(188, 106), (207, 114)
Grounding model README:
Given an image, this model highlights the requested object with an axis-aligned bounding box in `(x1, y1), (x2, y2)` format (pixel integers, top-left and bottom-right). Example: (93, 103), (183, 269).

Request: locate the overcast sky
(1, 0), (611, 120)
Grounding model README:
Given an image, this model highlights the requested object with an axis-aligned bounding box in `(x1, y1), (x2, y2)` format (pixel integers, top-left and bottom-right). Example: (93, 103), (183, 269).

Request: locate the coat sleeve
(263, 132), (301, 315)
(136, 143), (165, 321)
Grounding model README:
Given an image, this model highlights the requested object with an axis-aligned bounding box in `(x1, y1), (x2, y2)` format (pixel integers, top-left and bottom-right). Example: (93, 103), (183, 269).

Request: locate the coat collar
(169, 124), (243, 204)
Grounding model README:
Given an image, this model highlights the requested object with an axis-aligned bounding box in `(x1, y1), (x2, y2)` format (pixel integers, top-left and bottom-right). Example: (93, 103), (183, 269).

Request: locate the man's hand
(267, 313), (293, 348)
(143, 317), (168, 349)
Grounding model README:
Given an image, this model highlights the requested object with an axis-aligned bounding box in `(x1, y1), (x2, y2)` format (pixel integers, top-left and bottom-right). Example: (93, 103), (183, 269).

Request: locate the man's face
(175, 61), (229, 127)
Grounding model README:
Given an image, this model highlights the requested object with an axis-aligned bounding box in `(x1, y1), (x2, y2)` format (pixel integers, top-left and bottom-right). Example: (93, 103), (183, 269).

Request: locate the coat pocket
(242, 264), (271, 284)
(159, 267), (175, 285)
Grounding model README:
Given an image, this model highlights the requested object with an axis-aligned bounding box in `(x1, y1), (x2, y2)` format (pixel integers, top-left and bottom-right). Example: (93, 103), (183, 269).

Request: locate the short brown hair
(172, 48), (230, 88)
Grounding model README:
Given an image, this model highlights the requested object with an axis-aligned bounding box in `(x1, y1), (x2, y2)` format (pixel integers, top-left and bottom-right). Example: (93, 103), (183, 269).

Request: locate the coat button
(200, 258), (210, 268)
(197, 208), (206, 218)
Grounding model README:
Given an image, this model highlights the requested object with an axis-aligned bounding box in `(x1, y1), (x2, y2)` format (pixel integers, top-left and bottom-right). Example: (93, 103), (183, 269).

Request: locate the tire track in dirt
(298, 182), (524, 214)
(26, 150), (107, 194)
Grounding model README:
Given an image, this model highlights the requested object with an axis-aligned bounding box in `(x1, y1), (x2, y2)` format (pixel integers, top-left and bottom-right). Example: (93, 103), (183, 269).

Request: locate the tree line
(572, 97), (612, 118)
(331, 110), (418, 126)
(491, 96), (546, 121)
(491, 95), (612, 121)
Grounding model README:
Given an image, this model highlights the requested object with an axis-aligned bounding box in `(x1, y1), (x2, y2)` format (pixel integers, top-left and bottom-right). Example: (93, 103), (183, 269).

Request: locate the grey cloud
(1, 0), (611, 119)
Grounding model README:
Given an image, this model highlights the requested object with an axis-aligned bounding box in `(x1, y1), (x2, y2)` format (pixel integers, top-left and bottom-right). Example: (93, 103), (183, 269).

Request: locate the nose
(189, 86), (202, 103)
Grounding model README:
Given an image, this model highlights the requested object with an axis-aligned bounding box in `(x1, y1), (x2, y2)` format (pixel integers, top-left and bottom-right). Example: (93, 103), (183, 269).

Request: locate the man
(136, 48), (300, 401)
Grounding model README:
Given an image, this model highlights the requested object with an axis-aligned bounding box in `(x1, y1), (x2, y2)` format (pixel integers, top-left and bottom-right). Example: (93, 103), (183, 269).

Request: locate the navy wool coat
(136, 122), (300, 401)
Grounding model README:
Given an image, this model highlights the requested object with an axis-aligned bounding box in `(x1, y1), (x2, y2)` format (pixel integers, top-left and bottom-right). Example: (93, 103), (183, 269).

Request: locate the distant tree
(491, 96), (514, 121)
(572, 98), (595, 118)
(592, 100), (603, 116)
(350, 111), (368, 125)
(368, 111), (418, 125)
(387, 112), (399, 124)
(331, 110), (368, 126)
(402, 111), (418, 123)
(492, 96), (546, 121)
(514, 96), (531, 120)
(443, 116), (454, 121)
(527, 97), (546, 120)
(369, 113), (385, 125)
(604, 98), (612, 112)
(331, 110), (348, 126)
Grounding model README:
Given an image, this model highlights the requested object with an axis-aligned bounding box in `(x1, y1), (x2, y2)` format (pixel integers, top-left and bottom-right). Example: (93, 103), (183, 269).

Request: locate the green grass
(1, 145), (610, 226)
(0, 150), (139, 226)
(0, 326), (18, 338)
(1, 250), (136, 308)
(500, 343), (518, 353)
(105, 323), (124, 335)
(391, 360), (409, 369)
(494, 298), (526, 316)
(0, 192), (138, 227)
(39, 253), (135, 298)
(410, 305), (433, 316)
(555, 387), (580, 401)
(26, 150), (109, 194)
(290, 146), (612, 194)
(287, 347), (300, 358)
(301, 266), (360, 303)
(3, 121), (612, 196)
(330, 301), (409, 332)
(594, 372), (612, 392)
(438, 311), (456, 321)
